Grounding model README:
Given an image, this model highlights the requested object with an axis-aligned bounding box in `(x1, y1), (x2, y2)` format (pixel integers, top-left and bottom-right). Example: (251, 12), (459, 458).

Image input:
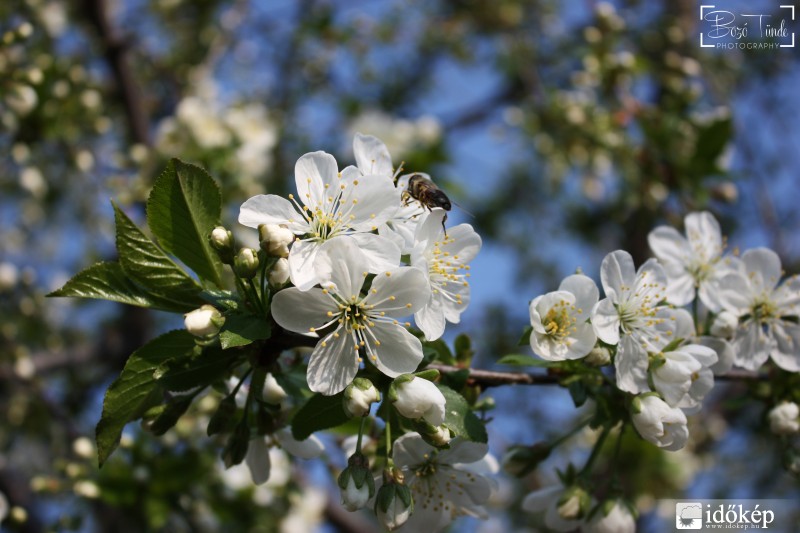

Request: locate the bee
(403, 174), (452, 234)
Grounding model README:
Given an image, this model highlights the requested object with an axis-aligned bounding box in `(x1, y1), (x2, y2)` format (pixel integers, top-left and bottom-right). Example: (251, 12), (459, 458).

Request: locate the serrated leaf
(48, 262), (155, 308)
(146, 159), (223, 286)
(149, 394), (196, 436)
(96, 330), (195, 466)
(219, 313), (271, 349)
(113, 203), (204, 313)
(422, 339), (455, 365)
(437, 385), (487, 443)
(291, 392), (349, 440)
(497, 354), (556, 367)
(155, 344), (241, 392)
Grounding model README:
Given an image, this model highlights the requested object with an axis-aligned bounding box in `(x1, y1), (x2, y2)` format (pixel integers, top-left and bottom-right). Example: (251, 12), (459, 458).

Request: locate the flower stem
(247, 278), (265, 315)
(230, 367), (253, 398)
(385, 419), (393, 468)
(356, 415), (366, 454)
(580, 426), (610, 478)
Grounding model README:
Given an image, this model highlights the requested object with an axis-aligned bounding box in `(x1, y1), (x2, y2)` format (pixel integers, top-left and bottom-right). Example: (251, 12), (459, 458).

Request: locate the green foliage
(291, 392), (349, 440)
(437, 384), (488, 443)
(146, 159), (224, 287)
(497, 354), (556, 367)
(96, 330), (196, 466)
(154, 344), (241, 392)
(219, 313), (272, 349)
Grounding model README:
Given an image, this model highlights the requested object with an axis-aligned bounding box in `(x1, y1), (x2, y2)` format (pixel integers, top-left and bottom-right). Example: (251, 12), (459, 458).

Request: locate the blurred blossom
(19, 167), (47, 198)
(0, 491), (7, 524)
(0, 263), (19, 291)
(280, 486), (327, 533)
(5, 84), (38, 115)
(72, 437), (95, 460)
(348, 110), (441, 159)
(73, 480), (100, 499)
(38, 1), (68, 37)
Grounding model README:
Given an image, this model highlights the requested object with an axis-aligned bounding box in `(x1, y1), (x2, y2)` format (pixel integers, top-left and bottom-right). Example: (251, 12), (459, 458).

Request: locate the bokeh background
(1, 0), (799, 531)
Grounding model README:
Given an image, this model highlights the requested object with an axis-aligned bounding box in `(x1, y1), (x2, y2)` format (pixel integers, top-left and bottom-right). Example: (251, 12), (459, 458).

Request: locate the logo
(676, 502), (703, 529)
(700, 5), (796, 49)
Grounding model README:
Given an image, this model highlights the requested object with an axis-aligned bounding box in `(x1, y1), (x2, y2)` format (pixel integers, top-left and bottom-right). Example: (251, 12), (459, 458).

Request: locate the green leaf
(219, 313), (272, 349)
(113, 203), (204, 313)
(421, 339), (455, 365)
(146, 159), (223, 286)
(48, 262), (155, 308)
(567, 380), (588, 407)
(497, 354), (556, 367)
(96, 330), (195, 466)
(518, 326), (533, 346)
(291, 392), (349, 440)
(149, 394), (197, 436)
(437, 385), (487, 443)
(454, 333), (473, 365)
(154, 345), (241, 392)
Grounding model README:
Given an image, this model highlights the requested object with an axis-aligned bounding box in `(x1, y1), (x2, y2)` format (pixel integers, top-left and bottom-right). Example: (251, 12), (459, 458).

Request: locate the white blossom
(648, 211), (735, 310)
(392, 376), (446, 426)
(411, 209), (481, 341)
(714, 248), (800, 371)
(768, 402), (799, 435)
(584, 501), (636, 533)
(592, 250), (682, 393)
(521, 485), (582, 532)
(269, 258), (291, 287)
(343, 378), (381, 417)
(529, 274), (599, 360)
(631, 395), (689, 451)
(239, 150), (401, 290)
(392, 433), (497, 532)
(245, 429), (324, 486)
(259, 223), (294, 258)
(271, 239), (429, 395)
(262, 373), (287, 405)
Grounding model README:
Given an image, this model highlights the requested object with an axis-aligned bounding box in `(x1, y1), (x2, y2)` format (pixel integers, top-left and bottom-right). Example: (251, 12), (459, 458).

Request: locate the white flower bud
(584, 500), (636, 533)
(585, 346), (611, 366)
(429, 425), (451, 446)
(710, 311), (737, 338)
(768, 402), (799, 435)
(343, 378), (380, 417)
(234, 248), (259, 279)
(183, 305), (224, 337)
(557, 487), (589, 520)
(338, 452), (374, 511)
(263, 373), (287, 405)
(375, 481), (412, 531)
(631, 395), (689, 451)
(269, 257), (290, 287)
(392, 376), (446, 426)
(342, 475), (371, 511)
(210, 226), (233, 250)
(259, 223), (294, 258)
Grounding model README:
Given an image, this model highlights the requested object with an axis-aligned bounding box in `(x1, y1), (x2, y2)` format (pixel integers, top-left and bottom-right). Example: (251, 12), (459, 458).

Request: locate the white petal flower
(648, 211), (736, 310)
(584, 501), (636, 533)
(529, 274), (599, 360)
(392, 433), (496, 532)
(715, 248), (800, 371)
(263, 373), (288, 405)
(768, 402), (799, 435)
(392, 377), (446, 426)
(239, 151), (401, 290)
(411, 209), (481, 341)
(271, 239), (429, 395)
(631, 395), (689, 451)
(521, 485), (582, 532)
(274, 428), (324, 459)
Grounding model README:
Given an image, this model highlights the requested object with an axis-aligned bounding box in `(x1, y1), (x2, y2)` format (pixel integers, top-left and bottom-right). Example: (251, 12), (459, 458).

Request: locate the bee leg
(401, 191), (411, 206)
(442, 212), (448, 238)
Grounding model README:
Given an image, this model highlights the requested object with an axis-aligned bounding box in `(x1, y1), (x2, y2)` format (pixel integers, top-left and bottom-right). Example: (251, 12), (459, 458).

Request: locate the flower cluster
(240, 133), (482, 396)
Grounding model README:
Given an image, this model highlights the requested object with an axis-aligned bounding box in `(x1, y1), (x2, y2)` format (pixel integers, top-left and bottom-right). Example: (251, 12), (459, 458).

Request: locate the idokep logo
(700, 5), (796, 49)
(675, 502), (703, 529)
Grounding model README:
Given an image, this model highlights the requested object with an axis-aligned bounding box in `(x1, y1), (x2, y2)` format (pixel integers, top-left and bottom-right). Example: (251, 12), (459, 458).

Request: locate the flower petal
(771, 321), (800, 372)
(349, 232), (401, 273)
(592, 298), (620, 345)
(521, 486), (560, 513)
(367, 321), (423, 377)
(238, 194), (307, 233)
(366, 266), (430, 316)
(732, 321), (772, 371)
(615, 335), (649, 394)
(393, 432), (433, 467)
(559, 274), (599, 321)
(341, 173), (400, 231)
(685, 211), (723, 262)
(295, 151), (338, 208)
(287, 239), (324, 292)
(275, 428), (325, 459)
(245, 437), (272, 485)
(306, 327), (359, 395)
(600, 250), (636, 303)
(415, 297), (446, 341)
(316, 238), (369, 299)
(648, 226), (691, 265)
(353, 132), (394, 177)
(742, 247), (782, 292)
(271, 287), (336, 335)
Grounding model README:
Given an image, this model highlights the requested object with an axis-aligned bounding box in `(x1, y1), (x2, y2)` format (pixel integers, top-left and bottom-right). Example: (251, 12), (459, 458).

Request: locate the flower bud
(209, 226), (235, 264)
(343, 378), (380, 417)
(557, 486), (590, 520)
(263, 373), (287, 405)
(269, 258), (290, 288)
(390, 375), (446, 426)
(233, 248), (260, 279)
(501, 442), (552, 477)
(184, 305), (224, 337)
(710, 311), (737, 338)
(337, 452), (375, 511)
(768, 401), (799, 435)
(585, 346), (611, 366)
(584, 500), (636, 533)
(375, 476), (413, 531)
(259, 223), (294, 258)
